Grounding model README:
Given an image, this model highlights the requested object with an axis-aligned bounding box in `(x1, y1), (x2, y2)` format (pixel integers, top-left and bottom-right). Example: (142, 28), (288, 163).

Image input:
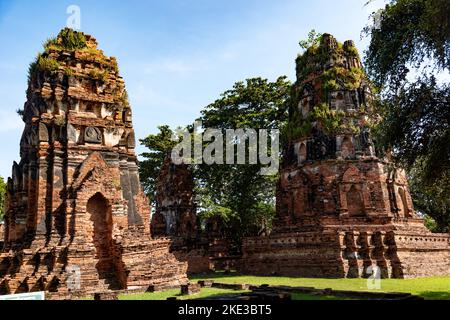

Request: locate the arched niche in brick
(341, 136), (355, 159)
(339, 166), (369, 217)
(298, 143), (307, 164)
(69, 152), (143, 236)
(346, 185), (366, 216)
(151, 213), (167, 237)
(87, 193), (112, 258)
(281, 169), (310, 219)
(86, 192), (126, 290)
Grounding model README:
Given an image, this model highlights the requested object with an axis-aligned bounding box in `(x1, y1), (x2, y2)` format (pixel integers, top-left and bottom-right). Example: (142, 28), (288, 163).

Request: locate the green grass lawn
(115, 273), (450, 300)
(117, 287), (344, 301)
(92, 272), (450, 300)
(118, 287), (247, 300)
(189, 273), (450, 300)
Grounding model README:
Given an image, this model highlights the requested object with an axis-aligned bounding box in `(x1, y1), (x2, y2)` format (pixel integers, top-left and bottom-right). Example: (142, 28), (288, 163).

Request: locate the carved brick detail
(1, 29), (188, 297)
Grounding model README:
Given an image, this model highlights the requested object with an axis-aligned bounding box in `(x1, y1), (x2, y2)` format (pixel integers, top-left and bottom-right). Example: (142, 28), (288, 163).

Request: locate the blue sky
(0, 0), (385, 178)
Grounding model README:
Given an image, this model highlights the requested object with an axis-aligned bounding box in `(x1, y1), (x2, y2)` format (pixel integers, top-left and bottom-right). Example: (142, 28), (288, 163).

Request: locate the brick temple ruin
(1, 29), (449, 300)
(0, 29), (188, 297)
(242, 34), (450, 278)
(151, 156), (240, 273)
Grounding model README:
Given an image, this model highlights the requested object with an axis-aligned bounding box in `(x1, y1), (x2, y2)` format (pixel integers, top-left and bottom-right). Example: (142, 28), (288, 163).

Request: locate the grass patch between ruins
(117, 287), (344, 301)
(115, 273), (450, 300)
(189, 273), (450, 300)
(118, 287), (248, 300)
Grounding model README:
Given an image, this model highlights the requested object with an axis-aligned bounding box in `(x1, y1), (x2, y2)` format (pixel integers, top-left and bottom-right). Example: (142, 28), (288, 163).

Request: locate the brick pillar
(51, 146), (65, 240)
(119, 156), (137, 226)
(35, 145), (49, 236)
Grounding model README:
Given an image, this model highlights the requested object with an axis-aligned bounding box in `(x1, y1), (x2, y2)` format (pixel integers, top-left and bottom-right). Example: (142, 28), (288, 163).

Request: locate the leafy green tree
(139, 77), (291, 242)
(299, 29), (322, 51)
(409, 159), (450, 233)
(0, 176), (6, 222)
(364, 0), (450, 231)
(139, 125), (178, 203)
(197, 76), (291, 240)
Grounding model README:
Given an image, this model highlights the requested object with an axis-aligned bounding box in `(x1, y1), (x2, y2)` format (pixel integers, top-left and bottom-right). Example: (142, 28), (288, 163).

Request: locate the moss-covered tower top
(20, 28), (135, 161)
(285, 33), (379, 164)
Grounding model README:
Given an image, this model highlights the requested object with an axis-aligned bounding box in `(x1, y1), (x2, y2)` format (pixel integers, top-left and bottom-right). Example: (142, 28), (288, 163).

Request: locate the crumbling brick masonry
(241, 34), (450, 278)
(0, 29), (188, 297)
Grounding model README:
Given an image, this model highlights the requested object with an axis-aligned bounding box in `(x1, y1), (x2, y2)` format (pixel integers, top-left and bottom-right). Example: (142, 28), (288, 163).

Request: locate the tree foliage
(364, 0), (450, 231)
(196, 77), (291, 240)
(140, 77), (291, 241)
(139, 125), (178, 203)
(409, 159), (450, 233)
(299, 29), (323, 51)
(364, 0), (450, 88)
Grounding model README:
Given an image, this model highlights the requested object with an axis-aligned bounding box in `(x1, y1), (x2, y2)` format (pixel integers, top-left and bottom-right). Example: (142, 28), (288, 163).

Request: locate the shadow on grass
(190, 292), (245, 300)
(190, 271), (240, 280)
(419, 291), (450, 300)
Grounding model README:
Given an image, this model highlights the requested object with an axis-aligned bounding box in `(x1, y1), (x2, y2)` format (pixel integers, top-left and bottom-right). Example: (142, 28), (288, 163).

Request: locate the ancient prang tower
(242, 34), (450, 278)
(0, 29), (187, 297)
(151, 156), (241, 274)
(151, 155), (198, 240)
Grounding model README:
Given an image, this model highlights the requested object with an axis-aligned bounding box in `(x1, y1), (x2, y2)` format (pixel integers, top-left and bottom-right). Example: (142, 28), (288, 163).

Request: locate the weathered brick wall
(241, 34), (450, 278)
(151, 157), (241, 274)
(0, 29), (188, 297)
(152, 156), (197, 238)
(242, 232), (345, 277)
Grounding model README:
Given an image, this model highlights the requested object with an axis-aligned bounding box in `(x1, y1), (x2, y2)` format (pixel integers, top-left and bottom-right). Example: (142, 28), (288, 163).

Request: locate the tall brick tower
(0, 29), (187, 297)
(242, 34), (450, 278)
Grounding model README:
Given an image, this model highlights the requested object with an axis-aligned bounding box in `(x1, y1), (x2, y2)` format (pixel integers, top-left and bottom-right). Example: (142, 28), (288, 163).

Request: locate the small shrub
(28, 54), (61, 84)
(43, 37), (59, 51)
(344, 45), (359, 57)
(27, 56), (39, 84)
(64, 67), (74, 77)
(58, 28), (87, 50)
(37, 56), (61, 74)
(120, 90), (130, 107)
(88, 68), (109, 83)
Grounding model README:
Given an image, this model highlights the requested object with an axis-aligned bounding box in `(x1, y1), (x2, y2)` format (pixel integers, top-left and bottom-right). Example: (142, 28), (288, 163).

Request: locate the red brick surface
(0, 30), (188, 297)
(241, 35), (450, 278)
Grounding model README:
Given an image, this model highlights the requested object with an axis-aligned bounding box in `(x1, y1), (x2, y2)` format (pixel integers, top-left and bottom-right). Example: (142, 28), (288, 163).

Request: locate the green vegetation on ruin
(295, 34), (361, 81)
(88, 68), (110, 84)
(28, 28), (120, 86)
(27, 53), (61, 84)
(119, 89), (130, 107)
(54, 115), (66, 126)
(283, 31), (374, 142)
(44, 28), (87, 51)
